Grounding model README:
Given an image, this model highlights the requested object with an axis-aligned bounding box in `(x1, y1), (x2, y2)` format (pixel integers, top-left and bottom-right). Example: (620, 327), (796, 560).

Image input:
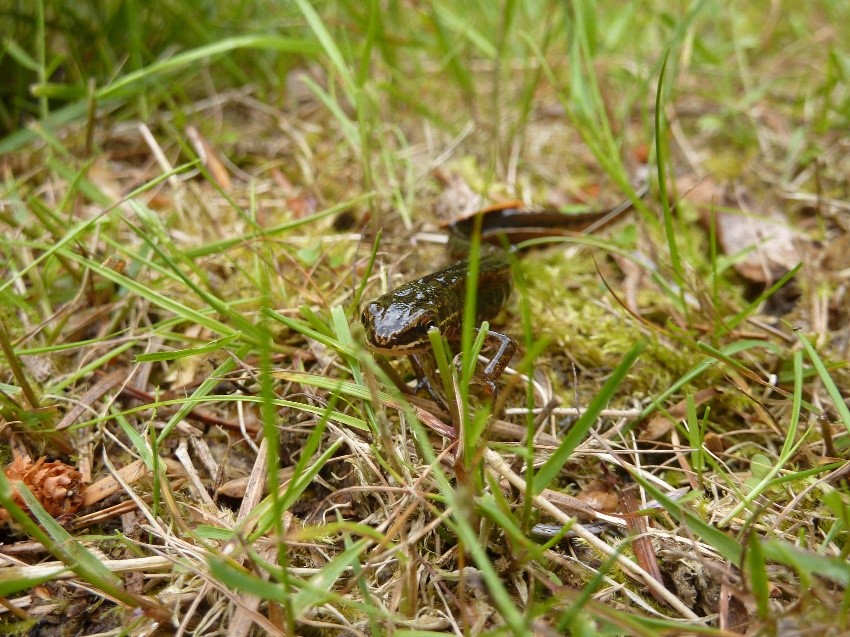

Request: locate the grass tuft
(1, 2), (849, 635)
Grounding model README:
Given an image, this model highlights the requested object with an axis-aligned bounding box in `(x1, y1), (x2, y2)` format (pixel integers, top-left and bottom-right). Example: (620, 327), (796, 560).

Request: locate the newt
(361, 190), (642, 398)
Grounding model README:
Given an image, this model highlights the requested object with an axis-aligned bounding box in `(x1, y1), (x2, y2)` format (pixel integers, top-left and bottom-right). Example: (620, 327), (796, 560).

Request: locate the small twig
(485, 448), (700, 620)
(503, 406), (642, 419)
(56, 368), (129, 430)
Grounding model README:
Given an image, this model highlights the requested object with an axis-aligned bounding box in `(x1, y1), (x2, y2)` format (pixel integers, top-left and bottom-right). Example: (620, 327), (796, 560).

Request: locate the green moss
(519, 248), (706, 399)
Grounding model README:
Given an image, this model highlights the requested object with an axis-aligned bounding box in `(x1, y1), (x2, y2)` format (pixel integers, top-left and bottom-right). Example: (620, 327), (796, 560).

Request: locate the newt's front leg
(476, 330), (517, 396)
(409, 329), (516, 405)
(409, 353), (448, 408)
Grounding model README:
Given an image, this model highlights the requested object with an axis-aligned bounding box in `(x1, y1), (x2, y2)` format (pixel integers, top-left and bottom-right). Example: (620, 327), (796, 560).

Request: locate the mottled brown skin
(361, 252), (512, 354)
(361, 252), (514, 397)
(445, 202), (634, 258)
(360, 195), (640, 396)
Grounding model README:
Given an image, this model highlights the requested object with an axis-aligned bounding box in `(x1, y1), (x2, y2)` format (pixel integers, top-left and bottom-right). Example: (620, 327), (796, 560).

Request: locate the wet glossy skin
(361, 251), (512, 355)
(360, 196), (640, 392)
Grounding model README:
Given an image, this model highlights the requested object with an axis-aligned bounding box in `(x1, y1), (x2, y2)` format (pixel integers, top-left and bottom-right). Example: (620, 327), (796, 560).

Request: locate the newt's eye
(361, 305), (377, 330)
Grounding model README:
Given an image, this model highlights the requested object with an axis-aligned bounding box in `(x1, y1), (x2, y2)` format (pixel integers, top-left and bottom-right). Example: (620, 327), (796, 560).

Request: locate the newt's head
(360, 297), (437, 355)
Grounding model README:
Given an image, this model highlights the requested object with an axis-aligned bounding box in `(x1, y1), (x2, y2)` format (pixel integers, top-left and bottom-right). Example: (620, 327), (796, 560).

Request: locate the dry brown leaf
(145, 192), (175, 211)
(431, 168), (486, 222)
(640, 388), (719, 442)
(286, 196), (318, 219)
(217, 465), (295, 499)
(576, 480), (619, 514)
(677, 175), (718, 209)
(680, 176), (802, 284)
(632, 142), (651, 164)
(21, 354), (57, 384)
(716, 210), (800, 283)
(82, 458), (148, 507)
(703, 432), (726, 455)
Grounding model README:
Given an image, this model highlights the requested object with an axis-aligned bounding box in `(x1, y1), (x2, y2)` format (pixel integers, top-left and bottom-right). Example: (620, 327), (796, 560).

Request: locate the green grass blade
(630, 473), (742, 565)
(134, 335), (239, 362)
(2, 36), (320, 153)
(747, 532), (770, 619)
(796, 329), (850, 435)
(761, 539), (850, 587)
(654, 48), (686, 313)
(637, 339), (784, 421)
(0, 473), (162, 615)
(247, 438), (344, 541)
(535, 339), (646, 495)
(718, 350), (809, 526)
(292, 0), (355, 94)
(55, 248), (237, 339)
(264, 308), (359, 359)
(291, 540), (368, 617)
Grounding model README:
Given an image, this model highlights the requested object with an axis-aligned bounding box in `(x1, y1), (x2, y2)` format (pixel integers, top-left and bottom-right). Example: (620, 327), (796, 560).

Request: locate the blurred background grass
(5, 0), (848, 226)
(3, 2), (845, 152)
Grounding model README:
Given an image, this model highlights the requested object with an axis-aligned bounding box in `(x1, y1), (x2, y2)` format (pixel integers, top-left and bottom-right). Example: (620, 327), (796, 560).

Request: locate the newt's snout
(361, 299), (436, 354)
